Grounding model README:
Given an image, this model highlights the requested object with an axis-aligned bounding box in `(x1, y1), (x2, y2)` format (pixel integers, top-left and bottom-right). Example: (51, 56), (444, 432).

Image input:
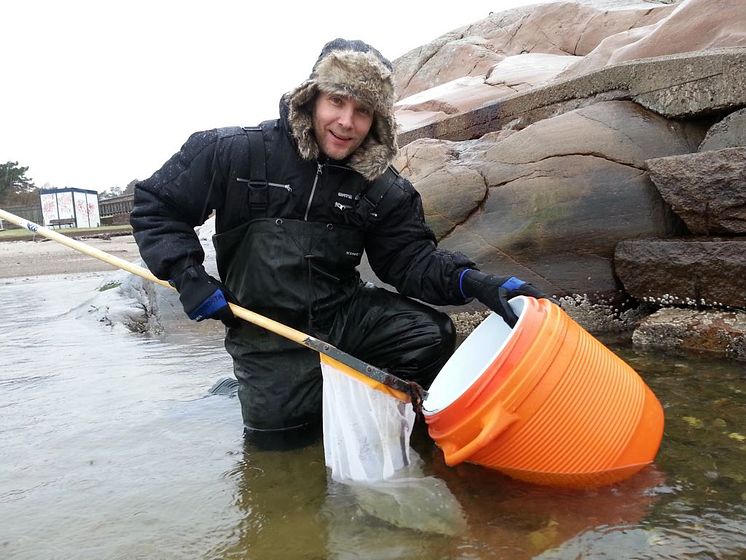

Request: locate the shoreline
(0, 234), (142, 279)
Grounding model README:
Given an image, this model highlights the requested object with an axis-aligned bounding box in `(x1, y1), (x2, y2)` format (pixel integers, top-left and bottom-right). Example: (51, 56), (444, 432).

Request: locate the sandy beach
(0, 234), (142, 278)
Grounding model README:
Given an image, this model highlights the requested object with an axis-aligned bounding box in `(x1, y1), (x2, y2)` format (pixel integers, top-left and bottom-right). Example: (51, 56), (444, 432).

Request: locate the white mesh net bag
(320, 355), (416, 482)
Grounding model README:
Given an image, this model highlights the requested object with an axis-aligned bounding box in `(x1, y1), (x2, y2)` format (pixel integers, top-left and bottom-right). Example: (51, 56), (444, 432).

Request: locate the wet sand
(0, 234), (142, 278)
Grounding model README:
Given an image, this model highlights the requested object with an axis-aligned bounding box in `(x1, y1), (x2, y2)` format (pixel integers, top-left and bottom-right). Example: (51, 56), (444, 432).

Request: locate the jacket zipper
(236, 178), (292, 192)
(304, 162), (323, 221)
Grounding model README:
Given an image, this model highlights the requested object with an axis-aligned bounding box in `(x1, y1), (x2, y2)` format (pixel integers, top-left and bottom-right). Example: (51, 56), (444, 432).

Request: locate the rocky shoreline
(388, 0), (746, 360)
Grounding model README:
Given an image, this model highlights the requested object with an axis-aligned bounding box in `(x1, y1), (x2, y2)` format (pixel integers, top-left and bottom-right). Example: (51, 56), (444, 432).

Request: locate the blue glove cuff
(500, 276), (525, 291)
(458, 269), (471, 299)
(188, 289), (227, 321)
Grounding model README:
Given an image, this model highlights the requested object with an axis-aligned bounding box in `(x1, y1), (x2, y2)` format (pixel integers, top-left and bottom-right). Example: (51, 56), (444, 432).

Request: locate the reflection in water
(212, 429), (667, 559)
(213, 441), (466, 559)
(346, 469), (467, 537)
(216, 443), (329, 559)
(1, 272), (745, 559)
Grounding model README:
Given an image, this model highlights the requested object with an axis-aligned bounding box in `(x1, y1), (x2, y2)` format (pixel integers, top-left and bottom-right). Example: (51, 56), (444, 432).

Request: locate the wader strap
(217, 125), (269, 231)
(356, 168), (397, 222)
(243, 126), (269, 218)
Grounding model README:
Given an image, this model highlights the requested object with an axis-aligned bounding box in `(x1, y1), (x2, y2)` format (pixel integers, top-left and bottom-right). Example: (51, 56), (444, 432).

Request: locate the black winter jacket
(130, 115), (474, 307)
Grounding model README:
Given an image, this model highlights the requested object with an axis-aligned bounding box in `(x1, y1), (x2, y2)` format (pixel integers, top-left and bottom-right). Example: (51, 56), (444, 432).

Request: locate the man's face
(312, 92), (374, 161)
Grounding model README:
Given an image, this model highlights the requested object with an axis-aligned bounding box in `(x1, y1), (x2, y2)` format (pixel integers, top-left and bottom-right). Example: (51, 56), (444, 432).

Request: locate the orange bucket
(424, 297), (664, 488)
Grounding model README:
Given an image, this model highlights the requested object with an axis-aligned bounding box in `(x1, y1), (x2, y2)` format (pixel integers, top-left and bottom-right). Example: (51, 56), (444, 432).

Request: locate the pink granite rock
(397, 101), (704, 296)
(395, 54), (581, 133)
(561, 0), (746, 78)
(393, 1), (674, 99)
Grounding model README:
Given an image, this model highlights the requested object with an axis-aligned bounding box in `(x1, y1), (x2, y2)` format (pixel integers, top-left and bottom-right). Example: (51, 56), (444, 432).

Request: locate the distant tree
(99, 185), (124, 200)
(0, 161), (35, 193)
(0, 161), (38, 206)
(100, 179), (138, 200)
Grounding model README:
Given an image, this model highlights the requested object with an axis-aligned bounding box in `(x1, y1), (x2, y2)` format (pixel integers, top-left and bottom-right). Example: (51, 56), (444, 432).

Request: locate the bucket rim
(423, 296), (531, 414)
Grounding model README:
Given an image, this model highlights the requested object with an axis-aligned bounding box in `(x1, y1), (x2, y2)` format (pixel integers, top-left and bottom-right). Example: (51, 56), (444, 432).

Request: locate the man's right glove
(170, 264), (241, 328)
(459, 269), (547, 328)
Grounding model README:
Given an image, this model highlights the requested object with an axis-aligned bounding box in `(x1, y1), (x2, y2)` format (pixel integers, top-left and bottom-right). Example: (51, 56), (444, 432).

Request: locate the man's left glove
(170, 264), (241, 328)
(459, 269), (547, 328)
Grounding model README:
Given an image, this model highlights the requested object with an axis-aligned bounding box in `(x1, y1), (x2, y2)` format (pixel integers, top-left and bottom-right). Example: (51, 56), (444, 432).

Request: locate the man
(130, 38), (545, 445)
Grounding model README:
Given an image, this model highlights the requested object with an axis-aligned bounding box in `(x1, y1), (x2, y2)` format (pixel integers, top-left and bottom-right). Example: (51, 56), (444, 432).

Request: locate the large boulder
(615, 238), (746, 309)
(393, 140), (487, 239)
(699, 108), (746, 151)
(561, 0), (746, 78)
(646, 147), (746, 235)
(411, 101), (701, 296)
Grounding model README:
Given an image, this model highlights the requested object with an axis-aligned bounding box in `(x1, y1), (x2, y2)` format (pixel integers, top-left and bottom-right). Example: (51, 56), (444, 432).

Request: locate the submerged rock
(85, 218), (222, 336)
(632, 307), (746, 360)
(80, 269), (156, 333)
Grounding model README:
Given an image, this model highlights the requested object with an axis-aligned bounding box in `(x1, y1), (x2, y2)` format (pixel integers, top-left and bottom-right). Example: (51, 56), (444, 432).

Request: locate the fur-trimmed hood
(282, 38), (398, 181)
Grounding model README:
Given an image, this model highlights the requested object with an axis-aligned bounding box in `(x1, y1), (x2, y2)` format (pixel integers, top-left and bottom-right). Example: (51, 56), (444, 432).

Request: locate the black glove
(170, 265), (241, 328)
(459, 269), (547, 327)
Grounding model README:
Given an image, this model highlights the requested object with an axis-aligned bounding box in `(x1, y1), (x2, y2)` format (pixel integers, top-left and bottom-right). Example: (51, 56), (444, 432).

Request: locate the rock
(393, 33), (504, 102)
(398, 48), (741, 146)
(431, 101), (695, 296)
(632, 48), (746, 119)
(394, 139), (487, 239)
(393, 2), (674, 100)
(395, 77), (511, 138)
(556, 293), (651, 334)
(89, 217), (224, 335)
(615, 238), (746, 309)
(472, 100), (698, 169)
(395, 55), (581, 134)
(646, 147), (746, 235)
(83, 269), (156, 333)
(394, 2), (681, 138)
(699, 108), (746, 151)
(567, 2), (676, 54)
(632, 307), (746, 360)
(484, 54), (583, 88)
(561, 0), (746, 78)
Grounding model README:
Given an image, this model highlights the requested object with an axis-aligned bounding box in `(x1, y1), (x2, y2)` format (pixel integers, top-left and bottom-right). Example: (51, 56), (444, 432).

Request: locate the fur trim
(284, 45), (398, 181)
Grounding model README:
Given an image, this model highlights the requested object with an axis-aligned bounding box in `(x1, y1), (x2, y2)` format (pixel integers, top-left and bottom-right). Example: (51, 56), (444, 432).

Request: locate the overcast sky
(2, 0), (551, 192)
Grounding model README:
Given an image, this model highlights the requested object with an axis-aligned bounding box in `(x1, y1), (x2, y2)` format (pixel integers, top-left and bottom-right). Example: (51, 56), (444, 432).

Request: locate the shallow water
(1, 273), (744, 559)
